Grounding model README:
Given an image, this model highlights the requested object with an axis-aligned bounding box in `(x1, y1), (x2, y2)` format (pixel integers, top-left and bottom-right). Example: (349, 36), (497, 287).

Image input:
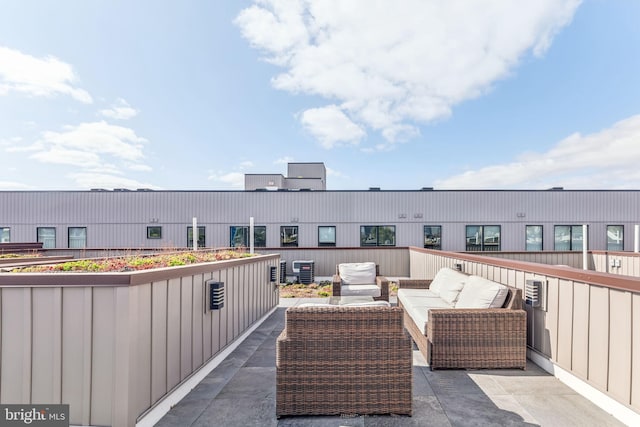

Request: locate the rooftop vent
(369, 187), (381, 191)
(548, 187), (564, 191)
(420, 187), (434, 191)
(90, 188), (108, 192)
(113, 188), (131, 192)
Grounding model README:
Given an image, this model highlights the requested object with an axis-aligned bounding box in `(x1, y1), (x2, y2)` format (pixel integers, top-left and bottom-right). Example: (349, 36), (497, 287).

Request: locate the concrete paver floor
(156, 302), (625, 427)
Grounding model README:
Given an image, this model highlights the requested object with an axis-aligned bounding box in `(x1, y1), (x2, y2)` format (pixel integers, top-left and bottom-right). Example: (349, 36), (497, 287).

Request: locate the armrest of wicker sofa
(426, 308), (527, 369)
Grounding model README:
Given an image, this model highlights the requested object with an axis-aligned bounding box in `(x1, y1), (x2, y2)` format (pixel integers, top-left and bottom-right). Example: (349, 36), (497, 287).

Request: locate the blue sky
(1, 0), (639, 191)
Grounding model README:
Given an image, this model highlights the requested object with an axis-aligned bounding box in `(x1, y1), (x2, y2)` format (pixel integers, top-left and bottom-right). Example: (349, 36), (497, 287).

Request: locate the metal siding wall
(3, 190), (640, 250)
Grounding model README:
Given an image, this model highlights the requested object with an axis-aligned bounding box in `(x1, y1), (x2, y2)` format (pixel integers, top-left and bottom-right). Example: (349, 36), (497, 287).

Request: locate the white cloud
(435, 114), (640, 189)
(100, 98), (139, 120)
(4, 120), (153, 188)
(274, 156), (295, 165)
(207, 160), (259, 188)
(207, 171), (245, 188)
(66, 172), (159, 190)
(0, 181), (32, 190)
(236, 0), (581, 148)
(37, 121), (147, 162)
(0, 45), (92, 103)
(299, 105), (366, 148)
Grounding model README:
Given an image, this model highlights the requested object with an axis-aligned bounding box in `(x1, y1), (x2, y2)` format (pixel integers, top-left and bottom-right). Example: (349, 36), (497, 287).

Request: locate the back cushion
(338, 262), (377, 284)
(438, 280), (466, 305)
(455, 275), (509, 309)
(429, 267), (468, 296)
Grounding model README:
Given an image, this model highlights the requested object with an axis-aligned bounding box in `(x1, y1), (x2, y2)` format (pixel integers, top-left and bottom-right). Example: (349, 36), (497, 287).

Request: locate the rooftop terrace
(153, 297), (625, 427)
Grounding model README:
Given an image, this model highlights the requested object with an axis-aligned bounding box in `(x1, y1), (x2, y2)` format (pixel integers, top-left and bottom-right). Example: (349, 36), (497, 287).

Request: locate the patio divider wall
(591, 250), (640, 277)
(409, 247), (640, 421)
(0, 253), (280, 427)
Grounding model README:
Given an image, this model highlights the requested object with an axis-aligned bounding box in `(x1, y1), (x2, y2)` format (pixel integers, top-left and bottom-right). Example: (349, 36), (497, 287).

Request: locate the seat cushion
(405, 300), (454, 334)
(341, 283), (381, 297)
(342, 300), (391, 307)
(455, 275), (509, 309)
(338, 262), (377, 284)
(428, 267), (468, 297)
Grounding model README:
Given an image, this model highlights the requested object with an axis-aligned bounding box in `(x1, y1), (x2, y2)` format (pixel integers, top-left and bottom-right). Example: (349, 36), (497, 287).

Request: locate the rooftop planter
(0, 250), (280, 427)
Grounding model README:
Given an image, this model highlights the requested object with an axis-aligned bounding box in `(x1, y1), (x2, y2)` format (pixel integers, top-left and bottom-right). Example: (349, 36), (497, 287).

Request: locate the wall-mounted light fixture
(525, 279), (547, 310)
(207, 280), (225, 310)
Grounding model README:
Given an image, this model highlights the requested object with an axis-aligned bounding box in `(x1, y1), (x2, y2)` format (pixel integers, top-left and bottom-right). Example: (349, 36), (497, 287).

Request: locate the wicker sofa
(276, 304), (412, 417)
(397, 267), (526, 370)
(332, 262), (389, 301)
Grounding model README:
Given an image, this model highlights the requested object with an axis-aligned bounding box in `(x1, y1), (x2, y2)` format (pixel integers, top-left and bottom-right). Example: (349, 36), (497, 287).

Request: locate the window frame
(360, 225), (396, 247)
(554, 225), (587, 251)
(187, 226), (206, 248)
(37, 227), (56, 248)
(318, 225), (336, 247)
(525, 225), (543, 251)
(606, 225), (624, 251)
(230, 225), (266, 248)
(280, 226), (298, 247)
(68, 227), (87, 249)
(0, 227), (10, 243)
(423, 225), (442, 250)
(465, 225), (501, 251)
(147, 226), (162, 239)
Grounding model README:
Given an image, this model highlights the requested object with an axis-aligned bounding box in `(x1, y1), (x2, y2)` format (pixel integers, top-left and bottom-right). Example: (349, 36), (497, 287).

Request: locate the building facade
(1, 187), (638, 252)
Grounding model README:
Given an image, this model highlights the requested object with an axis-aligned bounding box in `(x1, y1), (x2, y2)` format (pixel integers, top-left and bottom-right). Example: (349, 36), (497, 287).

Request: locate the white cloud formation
(274, 156), (295, 165)
(100, 98), (139, 120)
(207, 171), (245, 188)
(66, 172), (158, 190)
(37, 121), (147, 163)
(207, 160), (257, 188)
(0, 46), (92, 103)
(299, 105), (366, 148)
(236, 0), (581, 148)
(435, 114), (640, 189)
(0, 180), (32, 190)
(4, 120), (152, 188)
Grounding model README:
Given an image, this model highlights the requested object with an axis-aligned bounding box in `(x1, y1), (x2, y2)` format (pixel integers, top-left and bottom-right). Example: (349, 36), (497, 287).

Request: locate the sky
(1, 0), (639, 191)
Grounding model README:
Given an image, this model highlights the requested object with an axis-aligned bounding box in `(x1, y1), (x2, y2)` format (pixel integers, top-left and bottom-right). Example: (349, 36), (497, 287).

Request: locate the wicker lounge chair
(332, 262), (389, 301)
(276, 305), (412, 417)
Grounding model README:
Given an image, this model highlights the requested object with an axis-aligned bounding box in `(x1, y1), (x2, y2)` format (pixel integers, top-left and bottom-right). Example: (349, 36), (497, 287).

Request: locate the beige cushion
(455, 276), (509, 309)
(429, 267), (468, 296)
(405, 300), (454, 334)
(341, 283), (381, 297)
(338, 262), (377, 284)
(397, 288), (440, 300)
(438, 280), (465, 305)
(342, 301), (391, 307)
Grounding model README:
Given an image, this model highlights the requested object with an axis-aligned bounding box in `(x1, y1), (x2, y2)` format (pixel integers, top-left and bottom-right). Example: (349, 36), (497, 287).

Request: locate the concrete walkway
(155, 299), (625, 427)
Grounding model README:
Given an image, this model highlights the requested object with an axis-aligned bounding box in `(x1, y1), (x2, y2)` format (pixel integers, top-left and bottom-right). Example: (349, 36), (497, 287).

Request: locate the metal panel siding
(0, 287), (31, 403)
(608, 290), (632, 404)
(31, 287), (63, 404)
(3, 190), (640, 250)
